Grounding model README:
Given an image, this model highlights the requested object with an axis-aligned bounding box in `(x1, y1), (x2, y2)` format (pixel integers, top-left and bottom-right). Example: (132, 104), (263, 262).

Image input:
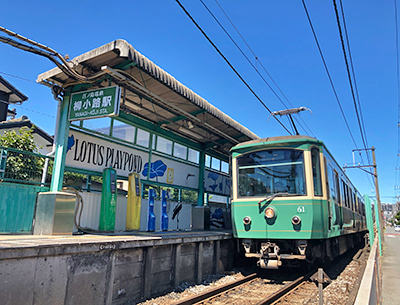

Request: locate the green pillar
(364, 195), (374, 247)
(50, 94), (71, 192)
(197, 150), (205, 206)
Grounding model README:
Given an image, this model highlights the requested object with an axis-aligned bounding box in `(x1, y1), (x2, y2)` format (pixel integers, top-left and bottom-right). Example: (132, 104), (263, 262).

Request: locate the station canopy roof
(37, 40), (259, 156)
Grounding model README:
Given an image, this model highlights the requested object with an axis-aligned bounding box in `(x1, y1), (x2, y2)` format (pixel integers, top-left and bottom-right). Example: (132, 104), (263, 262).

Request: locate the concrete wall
(354, 238), (381, 305)
(0, 233), (233, 305)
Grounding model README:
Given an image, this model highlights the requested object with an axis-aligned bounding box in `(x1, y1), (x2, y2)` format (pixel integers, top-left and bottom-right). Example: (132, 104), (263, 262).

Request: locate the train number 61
(297, 206), (305, 213)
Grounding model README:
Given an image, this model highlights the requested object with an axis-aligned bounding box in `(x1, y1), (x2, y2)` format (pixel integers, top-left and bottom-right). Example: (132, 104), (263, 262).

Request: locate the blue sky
(0, 0), (398, 202)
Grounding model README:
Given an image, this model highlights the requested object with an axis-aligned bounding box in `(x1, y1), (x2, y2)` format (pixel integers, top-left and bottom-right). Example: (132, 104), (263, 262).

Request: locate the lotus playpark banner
(65, 129), (199, 189)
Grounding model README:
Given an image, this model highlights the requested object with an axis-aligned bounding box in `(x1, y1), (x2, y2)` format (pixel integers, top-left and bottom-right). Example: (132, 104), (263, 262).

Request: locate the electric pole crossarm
(342, 165), (377, 176)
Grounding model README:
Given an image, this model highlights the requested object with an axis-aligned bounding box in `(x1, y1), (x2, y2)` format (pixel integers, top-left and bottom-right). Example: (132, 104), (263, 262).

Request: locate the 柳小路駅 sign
(69, 86), (120, 121)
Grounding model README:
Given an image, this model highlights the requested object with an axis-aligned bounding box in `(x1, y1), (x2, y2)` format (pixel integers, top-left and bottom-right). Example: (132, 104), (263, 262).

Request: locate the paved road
(382, 226), (400, 305)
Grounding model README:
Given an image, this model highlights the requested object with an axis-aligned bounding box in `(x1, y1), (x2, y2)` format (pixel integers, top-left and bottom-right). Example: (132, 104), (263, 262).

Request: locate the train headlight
(264, 207), (276, 219)
(292, 215), (301, 225)
(243, 216), (251, 225)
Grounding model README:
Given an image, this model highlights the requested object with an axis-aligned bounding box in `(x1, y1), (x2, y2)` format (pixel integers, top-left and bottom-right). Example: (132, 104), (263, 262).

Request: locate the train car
(231, 135), (367, 269)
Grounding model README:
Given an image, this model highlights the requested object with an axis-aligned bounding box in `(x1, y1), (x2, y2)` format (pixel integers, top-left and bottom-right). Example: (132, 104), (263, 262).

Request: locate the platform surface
(0, 229), (232, 251)
(382, 226), (400, 304)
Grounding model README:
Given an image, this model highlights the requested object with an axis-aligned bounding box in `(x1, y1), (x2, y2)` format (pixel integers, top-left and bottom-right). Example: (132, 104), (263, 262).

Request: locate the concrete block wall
(0, 233), (233, 305)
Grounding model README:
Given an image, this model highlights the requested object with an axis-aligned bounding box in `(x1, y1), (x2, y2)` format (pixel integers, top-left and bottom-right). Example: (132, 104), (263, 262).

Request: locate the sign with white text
(68, 86), (120, 121)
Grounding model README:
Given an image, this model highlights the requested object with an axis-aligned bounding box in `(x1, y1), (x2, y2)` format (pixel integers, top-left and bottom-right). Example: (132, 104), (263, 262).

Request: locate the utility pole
(371, 147), (384, 243)
(343, 147), (384, 247)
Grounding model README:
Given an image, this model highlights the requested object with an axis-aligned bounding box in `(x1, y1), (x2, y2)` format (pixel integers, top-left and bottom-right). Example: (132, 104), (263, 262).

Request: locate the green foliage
(0, 126), (39, 152)
(395, 212), (400, 224)
(0, 127), (44, 182)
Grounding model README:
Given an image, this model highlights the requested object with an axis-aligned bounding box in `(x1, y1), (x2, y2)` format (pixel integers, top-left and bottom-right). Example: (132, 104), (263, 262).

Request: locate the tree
(0, 126), (44, 182)
(395, 211), (400, 225)
(0, 126), (40, 152)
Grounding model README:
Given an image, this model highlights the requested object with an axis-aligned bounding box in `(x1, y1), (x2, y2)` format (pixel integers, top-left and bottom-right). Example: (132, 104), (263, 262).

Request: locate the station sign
(68, 86), (120, 121)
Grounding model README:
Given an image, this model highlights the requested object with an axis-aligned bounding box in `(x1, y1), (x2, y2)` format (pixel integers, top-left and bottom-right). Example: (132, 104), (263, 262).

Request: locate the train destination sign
(68, 86), (120, 121)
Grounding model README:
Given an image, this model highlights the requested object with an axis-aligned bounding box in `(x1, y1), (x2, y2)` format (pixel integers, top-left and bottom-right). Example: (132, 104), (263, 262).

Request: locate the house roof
(0, 116), (53, 144)
(0, 75), (28, 104)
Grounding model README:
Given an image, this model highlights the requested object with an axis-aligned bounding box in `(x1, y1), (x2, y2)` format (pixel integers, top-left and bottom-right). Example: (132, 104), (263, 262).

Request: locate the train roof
(231, 134), (364, 195)
(231, 135), (322, 151)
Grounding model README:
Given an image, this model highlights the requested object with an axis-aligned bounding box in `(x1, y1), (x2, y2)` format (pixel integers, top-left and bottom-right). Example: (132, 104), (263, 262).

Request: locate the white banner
(65, 130), (199, 189)
(66, 130), (148, 178)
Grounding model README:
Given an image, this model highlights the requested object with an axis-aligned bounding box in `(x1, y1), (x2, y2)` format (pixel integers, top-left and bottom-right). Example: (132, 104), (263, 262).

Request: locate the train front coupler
(242, 240), (308, 269)
(242, 241), (282, 269)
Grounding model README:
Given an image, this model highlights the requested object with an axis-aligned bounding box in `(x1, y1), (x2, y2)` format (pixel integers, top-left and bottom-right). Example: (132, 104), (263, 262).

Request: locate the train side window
(334, 171), (340, 205)
(311, 147), (322, 196)
(348, 188), (353, 211)
(327, 165), (336, 202)
(341, 180), (347, 208)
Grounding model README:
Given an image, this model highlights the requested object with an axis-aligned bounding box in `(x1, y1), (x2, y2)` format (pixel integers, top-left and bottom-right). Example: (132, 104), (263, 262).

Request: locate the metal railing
(0, 146), (54, 186)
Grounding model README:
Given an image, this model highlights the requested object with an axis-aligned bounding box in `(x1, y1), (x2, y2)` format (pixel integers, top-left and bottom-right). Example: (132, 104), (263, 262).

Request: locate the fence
(0, 147), (53, 233)
(0, 146), (53, 186)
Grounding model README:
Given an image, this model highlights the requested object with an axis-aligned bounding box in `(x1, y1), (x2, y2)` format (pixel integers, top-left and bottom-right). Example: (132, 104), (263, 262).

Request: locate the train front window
(237, 149), (306, 197)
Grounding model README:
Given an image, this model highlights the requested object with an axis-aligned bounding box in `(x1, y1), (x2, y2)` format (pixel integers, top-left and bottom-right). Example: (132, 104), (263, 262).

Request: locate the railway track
(141, 243), (367, 305)
(172, 270), (318, 305)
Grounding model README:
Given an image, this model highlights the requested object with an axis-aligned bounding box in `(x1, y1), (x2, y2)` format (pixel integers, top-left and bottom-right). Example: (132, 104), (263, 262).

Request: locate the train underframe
(240, 231), (367, 269)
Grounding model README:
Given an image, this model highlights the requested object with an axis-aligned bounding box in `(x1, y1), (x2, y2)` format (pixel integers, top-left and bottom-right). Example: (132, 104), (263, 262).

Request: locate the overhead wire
(333, 0), (375, 187)
(338, 0), (369, 150)
(333, 1), (370, 156)
(213, 0), (315, 138)
(200, 0), (314, 137)
(301, 0), (358, 149)
(174, 0), (293, 135)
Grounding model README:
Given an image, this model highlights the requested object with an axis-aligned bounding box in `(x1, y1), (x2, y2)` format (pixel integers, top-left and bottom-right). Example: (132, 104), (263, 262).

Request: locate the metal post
(197, 150), (205, 206)
(50, 93), (71, 192)
(318, 268), (323, 305)
(372, 147), (384, 249)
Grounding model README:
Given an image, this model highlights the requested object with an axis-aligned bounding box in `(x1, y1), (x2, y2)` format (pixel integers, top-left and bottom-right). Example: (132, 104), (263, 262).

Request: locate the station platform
(0, 229), (234, 305)
(382, 226), (400, 305)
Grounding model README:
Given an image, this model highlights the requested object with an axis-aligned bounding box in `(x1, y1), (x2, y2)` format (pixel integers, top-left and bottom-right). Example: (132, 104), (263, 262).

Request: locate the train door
(324, 158), (332, 231)
(335, 173), (343, 229)
(352, 191), (356, 229)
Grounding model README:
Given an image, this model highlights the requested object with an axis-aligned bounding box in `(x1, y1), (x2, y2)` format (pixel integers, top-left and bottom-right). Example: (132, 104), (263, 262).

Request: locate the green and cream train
(231, 135), (367, 269)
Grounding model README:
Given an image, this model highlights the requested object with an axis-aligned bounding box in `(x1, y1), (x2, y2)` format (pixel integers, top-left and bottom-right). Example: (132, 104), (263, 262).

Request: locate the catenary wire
(203, 0), (315, 137)
(301, 0), (358, 149)
(174, 0), (292, 135)
(333, 1), (370, 159)
(301, 0), (375, 190)
(214, 0), (315, 138)
(333, 0), (375, 187)
(338, 0), (369, 151)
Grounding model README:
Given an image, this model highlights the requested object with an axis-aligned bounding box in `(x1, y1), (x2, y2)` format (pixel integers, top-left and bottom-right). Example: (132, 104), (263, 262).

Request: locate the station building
(36, 39), (259, 232)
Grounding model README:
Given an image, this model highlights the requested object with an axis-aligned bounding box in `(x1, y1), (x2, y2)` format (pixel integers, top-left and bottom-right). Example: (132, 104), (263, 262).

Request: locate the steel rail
(255, 269), (316, 305)
(172, 273), (258, 305)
